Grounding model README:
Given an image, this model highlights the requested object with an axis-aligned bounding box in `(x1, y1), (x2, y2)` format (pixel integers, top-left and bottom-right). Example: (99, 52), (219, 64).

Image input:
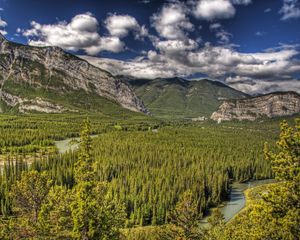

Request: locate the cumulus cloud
(0, 17), (7, 35)
(81, 44), (300, 94)
(231, 0), (252, 5)
(280, 0), (300, 20)
(151, 2), (194, 40)
(23, 13), (112, 54)
(0, 30), (7, 35)
(80, 55), (192, 79)
(193, 0), (236, 20)
(0, 18), (7, 28)
(228, 78), (300, 95)
(104, 14), (148, 39)
(209, 23), (232, 44)
(22, 12), (146, 55)
(84, 37), (125, 55)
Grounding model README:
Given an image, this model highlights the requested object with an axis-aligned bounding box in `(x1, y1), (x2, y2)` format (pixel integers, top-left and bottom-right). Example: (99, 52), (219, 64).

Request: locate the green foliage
(219, 118), (300, 240)
(0, 113), (158, 155)
(129, 78), (247, 119)
(159, 190), (204, 240)
(0, 114), (291, 239)
(265, 119), (300, 183)
(205, 209), (226, 240)
(207, 208), (225, 227)
(122, 226), (160, 240)
(39, 185), (74, 238)
(0, 118), (277, 227)
(74, 119), (95, 183)
(71, 181), (126, 240)
(11, 170), (52, 222)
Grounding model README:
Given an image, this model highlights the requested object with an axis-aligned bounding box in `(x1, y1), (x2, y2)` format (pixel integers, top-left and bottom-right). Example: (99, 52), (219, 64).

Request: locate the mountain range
(0, 33), (147, 115)
(0, 33), (299, 121)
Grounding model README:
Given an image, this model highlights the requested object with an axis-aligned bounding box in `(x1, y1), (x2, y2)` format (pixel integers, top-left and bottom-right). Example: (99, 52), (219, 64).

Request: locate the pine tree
(160, 190), (204, 240)
(70, 119), (126, 240)
(222, 118), (300, 240)
(74, 119), (95, 183)
(11, 170), (52, 223)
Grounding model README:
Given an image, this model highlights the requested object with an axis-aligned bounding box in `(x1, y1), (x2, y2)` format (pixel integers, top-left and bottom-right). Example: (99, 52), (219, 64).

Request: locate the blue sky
(0, 0), (300, 94)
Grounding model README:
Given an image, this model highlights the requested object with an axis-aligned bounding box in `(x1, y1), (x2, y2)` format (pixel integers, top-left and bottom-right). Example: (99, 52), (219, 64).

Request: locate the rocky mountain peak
(0, 37), (148, 114)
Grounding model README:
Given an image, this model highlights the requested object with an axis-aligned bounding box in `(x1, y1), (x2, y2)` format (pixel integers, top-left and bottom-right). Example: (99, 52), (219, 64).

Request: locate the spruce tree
(160, 190), (204, 240)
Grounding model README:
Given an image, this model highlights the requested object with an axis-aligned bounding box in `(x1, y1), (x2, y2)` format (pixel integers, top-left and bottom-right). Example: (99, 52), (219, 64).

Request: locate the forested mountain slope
(127, 77), (248, 119)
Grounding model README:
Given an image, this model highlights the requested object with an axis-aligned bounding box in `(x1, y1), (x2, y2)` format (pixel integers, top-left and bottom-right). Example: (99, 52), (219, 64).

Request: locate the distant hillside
(127, 77), (248, 119)
(211, 91), (300, 121)
(0, 33), (147, 115)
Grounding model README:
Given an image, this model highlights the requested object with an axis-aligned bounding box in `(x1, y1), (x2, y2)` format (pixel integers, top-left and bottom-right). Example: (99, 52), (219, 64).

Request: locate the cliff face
(0, 34), (147, 113)
(211, 92), (300, 121)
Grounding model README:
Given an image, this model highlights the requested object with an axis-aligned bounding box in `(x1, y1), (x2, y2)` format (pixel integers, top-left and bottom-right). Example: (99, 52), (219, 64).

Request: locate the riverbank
(228, 180), (277, 223)
(199, 179), (275, 226)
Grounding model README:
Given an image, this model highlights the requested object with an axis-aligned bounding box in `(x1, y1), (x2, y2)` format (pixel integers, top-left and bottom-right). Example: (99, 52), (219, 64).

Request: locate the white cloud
(193, 0), (236, 20)
(209, 23), (222, 30)
(22, 12), (149, 54)
(209, 23), (232, 44)
(84, 37), (125, 55)
(0, 18), (7, 28)
(151, 2), (194, 40)
(255, 31), (264, 36)
(23, 13), (103, 54)
(80, 55), (186, 79)
(231, 0), (252, 5)
(265, 8), (272, 13)
(280, 0), (300, 20)
(81, 44), (300, 94)
(227, 78), (300, 94)
(215, 30), (232, 44)
(0, 17), (7, 35)
(0, 30), (7, 35)
(155, 39), (198, 52)
(104, 14), (148, 39)
(22, 12), (148, 55)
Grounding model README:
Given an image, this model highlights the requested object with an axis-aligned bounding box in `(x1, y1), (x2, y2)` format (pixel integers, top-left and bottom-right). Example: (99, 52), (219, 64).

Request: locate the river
(200, 179), (275, 225)
(220, 179), (274, 222)
(55, 135), (98, 154)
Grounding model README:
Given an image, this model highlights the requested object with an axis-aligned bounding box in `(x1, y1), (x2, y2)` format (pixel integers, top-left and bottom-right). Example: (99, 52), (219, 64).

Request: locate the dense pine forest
(0, 113), (299, 239)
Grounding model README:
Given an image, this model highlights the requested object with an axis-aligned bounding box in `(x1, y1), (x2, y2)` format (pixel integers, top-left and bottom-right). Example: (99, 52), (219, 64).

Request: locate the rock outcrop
(0, 33), (147, 113)
(211, 92), (300, 121)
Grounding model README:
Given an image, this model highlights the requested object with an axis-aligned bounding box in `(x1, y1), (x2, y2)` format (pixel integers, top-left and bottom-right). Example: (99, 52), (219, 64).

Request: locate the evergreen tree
(206, 209), (225, 240)
(74, 119), (95, 183)
(71, 119), (126, 239)
(160, 190), (204, 240)
(222, 118), (300, 240)
(207, 208), (225, 227)
(11, 170), (52, 223)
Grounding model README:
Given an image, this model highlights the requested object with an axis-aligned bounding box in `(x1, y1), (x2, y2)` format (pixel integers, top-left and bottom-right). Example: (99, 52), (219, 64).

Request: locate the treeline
(0, 113), (160, 154)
